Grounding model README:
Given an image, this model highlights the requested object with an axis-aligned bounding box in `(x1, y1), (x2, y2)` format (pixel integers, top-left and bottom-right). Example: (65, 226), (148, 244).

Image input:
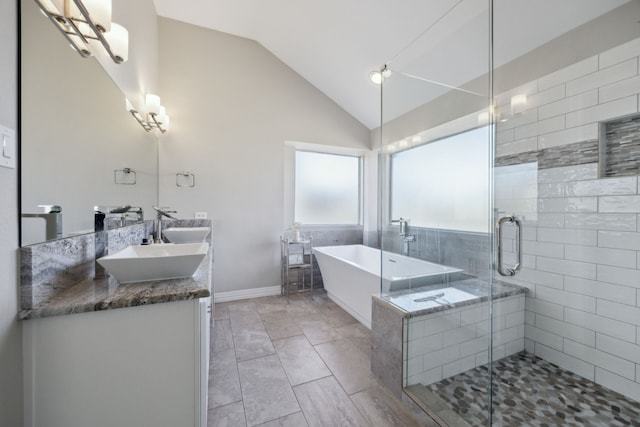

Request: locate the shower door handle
(496, 215), (522, 277)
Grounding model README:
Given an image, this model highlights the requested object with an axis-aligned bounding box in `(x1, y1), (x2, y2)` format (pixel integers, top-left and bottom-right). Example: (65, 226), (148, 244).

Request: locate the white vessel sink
(163, 227), (210, 243)
(97, 243), (208, 283)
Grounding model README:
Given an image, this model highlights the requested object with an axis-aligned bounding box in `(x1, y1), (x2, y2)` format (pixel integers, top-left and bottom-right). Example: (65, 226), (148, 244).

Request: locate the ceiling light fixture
(369, 65), (392, 85)
(35, 0), (129, 64)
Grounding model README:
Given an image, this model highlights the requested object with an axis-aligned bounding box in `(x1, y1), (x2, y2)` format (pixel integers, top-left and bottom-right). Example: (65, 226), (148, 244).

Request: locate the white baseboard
(214, 286), (281, 303)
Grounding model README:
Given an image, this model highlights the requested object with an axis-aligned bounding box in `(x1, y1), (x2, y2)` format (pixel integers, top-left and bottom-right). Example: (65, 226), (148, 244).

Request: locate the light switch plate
(0, 125), (16, 169)
(194, 211), (208, 219)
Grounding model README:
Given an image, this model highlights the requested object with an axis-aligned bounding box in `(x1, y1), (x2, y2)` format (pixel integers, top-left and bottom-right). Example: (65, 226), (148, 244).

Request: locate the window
(295, 151), (361, 225)
(390, 126), (491, 232)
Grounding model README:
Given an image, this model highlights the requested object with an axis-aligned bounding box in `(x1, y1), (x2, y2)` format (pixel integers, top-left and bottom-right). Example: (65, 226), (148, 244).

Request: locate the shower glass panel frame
(378, 0), (497, 423)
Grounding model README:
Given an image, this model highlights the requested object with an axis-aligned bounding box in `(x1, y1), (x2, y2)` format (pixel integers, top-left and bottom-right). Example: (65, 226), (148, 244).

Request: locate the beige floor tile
(273, 335), (331, 386)
(293, 376), (368, 427)
(211, 318), (234, 354)
(350, 385), (425, 427)
(208, 349), (242, 409)
(253, 411), (308, 427)
(207, 401), (246, 427)
(232, 322), (275, 362)
(209, 291), (438, 427)
(238, 355), (300, 426)
(314, 338), (379, 394)
(263, 319), (303, 341)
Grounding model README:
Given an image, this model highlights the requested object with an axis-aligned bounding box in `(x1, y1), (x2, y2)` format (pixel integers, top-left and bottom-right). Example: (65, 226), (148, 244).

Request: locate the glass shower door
(376, 0), (496, 424)
(489, 1), (640, 425)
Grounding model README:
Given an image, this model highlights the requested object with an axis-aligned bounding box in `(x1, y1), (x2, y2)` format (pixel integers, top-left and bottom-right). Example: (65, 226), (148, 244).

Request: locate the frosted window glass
(295, 151), (360, 224)
(391, 126), (490, 232)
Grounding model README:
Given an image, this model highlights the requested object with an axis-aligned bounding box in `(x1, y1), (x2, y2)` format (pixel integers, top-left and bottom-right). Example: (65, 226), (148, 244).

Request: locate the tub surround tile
(371, 297), (404, 398)
(379, 278), (527, 319)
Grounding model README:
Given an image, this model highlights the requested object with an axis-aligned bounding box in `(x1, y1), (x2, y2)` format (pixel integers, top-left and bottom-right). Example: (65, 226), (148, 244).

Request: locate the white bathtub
(313, 245), (463, 329)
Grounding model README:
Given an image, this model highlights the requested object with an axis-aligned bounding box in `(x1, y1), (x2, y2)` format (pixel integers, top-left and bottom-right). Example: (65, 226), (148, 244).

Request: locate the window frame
(386, 124), (492, 233)
(284, 141), (367, 229)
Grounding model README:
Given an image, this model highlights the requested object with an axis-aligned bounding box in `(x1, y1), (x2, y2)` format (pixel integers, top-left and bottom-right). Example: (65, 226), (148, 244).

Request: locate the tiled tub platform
(371, 278), (527, 400)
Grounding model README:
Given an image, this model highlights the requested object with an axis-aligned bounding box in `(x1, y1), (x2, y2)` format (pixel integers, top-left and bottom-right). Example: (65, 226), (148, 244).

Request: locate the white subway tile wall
(404, 295), (525, 387)
(494, 37), (640, 403)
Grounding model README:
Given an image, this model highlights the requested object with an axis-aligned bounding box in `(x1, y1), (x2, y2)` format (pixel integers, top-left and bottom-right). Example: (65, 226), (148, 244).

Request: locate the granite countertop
(377, 277), (527, 318)
(19, 258), (211, 320)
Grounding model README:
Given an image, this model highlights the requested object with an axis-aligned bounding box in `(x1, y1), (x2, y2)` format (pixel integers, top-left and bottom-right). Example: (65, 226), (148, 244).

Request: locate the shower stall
(374, 0), (640, 425)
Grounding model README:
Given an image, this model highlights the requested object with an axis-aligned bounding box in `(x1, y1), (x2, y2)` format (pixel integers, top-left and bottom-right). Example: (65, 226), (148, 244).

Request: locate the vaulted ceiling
(153, 0), (629, 129)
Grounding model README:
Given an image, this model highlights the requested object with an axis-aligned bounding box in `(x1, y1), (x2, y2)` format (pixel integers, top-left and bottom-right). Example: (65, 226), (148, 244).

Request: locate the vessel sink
(163, 227), (210, 243)
(97, 243), (208, 283)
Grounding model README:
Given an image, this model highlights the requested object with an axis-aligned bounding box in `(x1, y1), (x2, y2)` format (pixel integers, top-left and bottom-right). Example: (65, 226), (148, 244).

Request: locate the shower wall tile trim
(494, 37), (640, 403)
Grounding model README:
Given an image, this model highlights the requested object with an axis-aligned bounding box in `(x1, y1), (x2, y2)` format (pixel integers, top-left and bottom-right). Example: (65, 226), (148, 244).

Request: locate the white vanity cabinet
(23, 299), (209, 427)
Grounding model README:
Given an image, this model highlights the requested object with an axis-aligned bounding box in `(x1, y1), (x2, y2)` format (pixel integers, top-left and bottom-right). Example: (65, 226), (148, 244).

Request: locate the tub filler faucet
(391, 217), (416, 256)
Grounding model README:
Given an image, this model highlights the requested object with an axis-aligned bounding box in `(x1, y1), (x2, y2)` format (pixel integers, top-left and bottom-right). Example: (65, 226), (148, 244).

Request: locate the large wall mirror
(20, 0), (158, 246)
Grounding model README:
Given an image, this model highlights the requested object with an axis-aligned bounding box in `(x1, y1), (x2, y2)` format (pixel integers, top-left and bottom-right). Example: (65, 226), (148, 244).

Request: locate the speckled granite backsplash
(20, 222), (153, 311)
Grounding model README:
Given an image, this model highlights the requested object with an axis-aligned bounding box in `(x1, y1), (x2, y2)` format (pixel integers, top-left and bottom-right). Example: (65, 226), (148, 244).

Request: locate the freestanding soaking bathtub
(313, 244), (463, 328)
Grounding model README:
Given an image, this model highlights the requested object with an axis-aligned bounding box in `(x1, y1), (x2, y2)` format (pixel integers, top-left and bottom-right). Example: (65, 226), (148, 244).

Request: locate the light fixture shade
(158, 106), (167, 124)
(510, 94), (527, 114)
(104, 23), (128, 63)
(163, 115), (170, 132)
(82, 0), (112, 32)
(146, 94), (161, 116)
(369, 71), (383, 85)
(39, 0), (63, 15)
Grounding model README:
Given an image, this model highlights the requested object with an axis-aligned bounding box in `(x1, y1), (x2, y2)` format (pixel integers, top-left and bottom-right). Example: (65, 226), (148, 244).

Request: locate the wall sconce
(510, 94), (527, 115)
(35, 0), (129, 64)
(126, 95), (170, 134)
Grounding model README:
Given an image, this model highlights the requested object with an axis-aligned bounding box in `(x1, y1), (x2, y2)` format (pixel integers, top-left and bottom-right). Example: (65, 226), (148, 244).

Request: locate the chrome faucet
(94, 217), (121, 280)
(391, 217), (416, 256)
(153, 206), (177, 244)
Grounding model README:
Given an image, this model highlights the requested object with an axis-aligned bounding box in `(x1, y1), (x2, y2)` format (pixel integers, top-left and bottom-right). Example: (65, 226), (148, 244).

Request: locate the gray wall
(0, 0), (22, 425)
(157, 17), (370, 294)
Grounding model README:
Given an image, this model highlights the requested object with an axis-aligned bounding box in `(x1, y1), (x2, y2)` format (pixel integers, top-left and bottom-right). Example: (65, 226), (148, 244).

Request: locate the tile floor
(208, 291), (438, 427)
(425, 352), (640, 427)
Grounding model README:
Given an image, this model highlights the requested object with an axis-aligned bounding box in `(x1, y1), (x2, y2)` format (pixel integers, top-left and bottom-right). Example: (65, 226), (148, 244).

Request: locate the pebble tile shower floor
(427, 352), (640, 426)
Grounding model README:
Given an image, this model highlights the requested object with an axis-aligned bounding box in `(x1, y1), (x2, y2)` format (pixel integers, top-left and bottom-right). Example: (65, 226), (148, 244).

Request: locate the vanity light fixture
(146, 94), (169, 134)
(125, 99), (152, 132)
(125, 96), (170, 134)
(34, 0), (129, 64)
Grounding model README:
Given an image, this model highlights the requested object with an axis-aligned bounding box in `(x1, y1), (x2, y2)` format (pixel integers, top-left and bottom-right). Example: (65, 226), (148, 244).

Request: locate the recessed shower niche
(599, 113), (640, 178)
